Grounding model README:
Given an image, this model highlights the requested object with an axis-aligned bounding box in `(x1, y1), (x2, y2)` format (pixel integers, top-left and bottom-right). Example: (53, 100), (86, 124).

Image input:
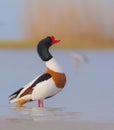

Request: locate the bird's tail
(9, 88), (32, 106)
(9, 88), (23, 101)
(9, 96), (32, 106)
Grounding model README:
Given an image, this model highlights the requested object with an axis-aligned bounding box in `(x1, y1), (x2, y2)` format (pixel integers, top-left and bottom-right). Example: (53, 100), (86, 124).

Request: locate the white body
(10, 58), (63, 103)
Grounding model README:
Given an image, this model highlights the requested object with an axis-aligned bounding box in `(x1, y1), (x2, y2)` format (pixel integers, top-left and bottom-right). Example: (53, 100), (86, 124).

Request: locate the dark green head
(37, 36), (60, 61)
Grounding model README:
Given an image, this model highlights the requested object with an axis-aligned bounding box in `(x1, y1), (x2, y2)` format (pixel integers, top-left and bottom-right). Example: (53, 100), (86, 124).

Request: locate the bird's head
(37, 36), (60, 61)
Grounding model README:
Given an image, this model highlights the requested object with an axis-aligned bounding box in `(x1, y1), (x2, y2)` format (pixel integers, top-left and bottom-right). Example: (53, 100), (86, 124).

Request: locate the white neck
(45, 58), (63, 73)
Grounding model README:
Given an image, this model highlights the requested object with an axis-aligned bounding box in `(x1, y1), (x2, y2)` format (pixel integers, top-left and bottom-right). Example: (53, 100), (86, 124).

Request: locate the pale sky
(0, 0), (24, 40)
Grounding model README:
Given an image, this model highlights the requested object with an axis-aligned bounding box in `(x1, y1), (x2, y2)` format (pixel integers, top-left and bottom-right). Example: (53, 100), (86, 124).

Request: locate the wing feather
(9, 73), (52, 103)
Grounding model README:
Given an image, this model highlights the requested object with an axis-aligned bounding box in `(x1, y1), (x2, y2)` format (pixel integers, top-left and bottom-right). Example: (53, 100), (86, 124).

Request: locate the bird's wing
(9, 73), (52, 101)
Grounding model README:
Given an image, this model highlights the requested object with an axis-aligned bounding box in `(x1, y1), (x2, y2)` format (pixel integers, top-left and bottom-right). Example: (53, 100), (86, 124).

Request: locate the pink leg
(38, 100), (44, 107)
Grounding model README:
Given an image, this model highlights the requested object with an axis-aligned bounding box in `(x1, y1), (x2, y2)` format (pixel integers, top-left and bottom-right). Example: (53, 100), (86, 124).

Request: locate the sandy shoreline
(0, 118), (114, 130)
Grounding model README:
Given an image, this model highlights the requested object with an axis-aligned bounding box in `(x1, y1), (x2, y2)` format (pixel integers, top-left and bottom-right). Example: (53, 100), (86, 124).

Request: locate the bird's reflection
(10, 106), (80, 121)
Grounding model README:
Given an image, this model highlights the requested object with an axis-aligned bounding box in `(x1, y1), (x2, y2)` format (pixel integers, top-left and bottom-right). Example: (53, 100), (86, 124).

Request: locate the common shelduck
(9, 36), (66, 107)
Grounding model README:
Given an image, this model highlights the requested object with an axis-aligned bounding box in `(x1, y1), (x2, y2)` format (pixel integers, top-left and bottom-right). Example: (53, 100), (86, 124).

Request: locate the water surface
(0, 49), (114, 123)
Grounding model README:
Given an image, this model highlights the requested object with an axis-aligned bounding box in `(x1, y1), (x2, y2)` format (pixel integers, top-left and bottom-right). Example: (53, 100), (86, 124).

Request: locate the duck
(9, 36), (66, 107)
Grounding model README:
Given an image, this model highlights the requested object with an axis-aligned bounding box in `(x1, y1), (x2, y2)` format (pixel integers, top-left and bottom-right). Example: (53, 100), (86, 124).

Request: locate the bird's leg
(38, 100), (44, 107)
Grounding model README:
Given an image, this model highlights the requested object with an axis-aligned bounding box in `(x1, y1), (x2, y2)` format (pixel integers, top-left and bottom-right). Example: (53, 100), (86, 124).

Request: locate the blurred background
(0, 0), (114, 49)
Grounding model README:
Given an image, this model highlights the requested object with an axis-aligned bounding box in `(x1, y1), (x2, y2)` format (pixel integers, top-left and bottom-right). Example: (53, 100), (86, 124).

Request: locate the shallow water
(0, 49), (114, 122)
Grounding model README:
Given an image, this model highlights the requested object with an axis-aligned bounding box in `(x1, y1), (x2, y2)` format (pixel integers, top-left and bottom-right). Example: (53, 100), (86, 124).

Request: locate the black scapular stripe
(9, 73), (52, 101)
(30, 73), (52, 87)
